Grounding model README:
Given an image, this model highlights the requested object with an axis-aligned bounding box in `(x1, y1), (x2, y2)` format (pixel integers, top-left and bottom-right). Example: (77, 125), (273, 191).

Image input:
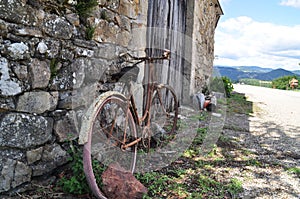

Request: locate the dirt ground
(1, 84), (299, 199)
(223, 84), (300, 198)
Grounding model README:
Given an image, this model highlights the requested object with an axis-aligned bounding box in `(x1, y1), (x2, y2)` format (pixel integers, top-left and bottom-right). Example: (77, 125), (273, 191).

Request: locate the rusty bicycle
(79, 50), (179, 198)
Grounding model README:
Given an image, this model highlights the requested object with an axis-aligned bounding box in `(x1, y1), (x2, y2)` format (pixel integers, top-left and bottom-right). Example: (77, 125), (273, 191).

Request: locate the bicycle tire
(82, 91), (137, 199)
(150, 84), (178, 140)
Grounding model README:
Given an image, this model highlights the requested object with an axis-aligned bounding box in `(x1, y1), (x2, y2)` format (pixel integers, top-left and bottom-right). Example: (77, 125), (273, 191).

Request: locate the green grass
(286, 167), (300, 177)
(85, 25), (96, 40)
(57, 141), (106, 195)
(136, 168), (243, 198)
(226, 93), (253, 114)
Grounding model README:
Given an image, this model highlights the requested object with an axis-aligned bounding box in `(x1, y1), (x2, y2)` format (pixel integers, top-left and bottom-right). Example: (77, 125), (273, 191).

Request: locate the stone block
(31, 144), (70, 176)
(91, 19), (118, 43)
(0, 0), (39, 26)
(17, 91), (58, 114)
(50, 58), (85, 90)
(118, 0), (138, 19)
(0, 19), (8, 36)
(11, 161), (32, 189)
(43, 14), (73, 39)
(12, 64), (28, 81)
(5, 42), (30, 60)
(54, 110), (79, 142)
(0, 97), (15, 111)
(15, 27), (43, 37)
(28, 58), (51, 89)
(26, 147), (43, 165)
(43, 38), (61, 58)
(0, 159), (16, 192)
(84, 58), (110, 83)
(0, 57), (22, 97)
(102, 163), (148, 199)
(0, 113), (53, 149)
(58, 83), (100, 110)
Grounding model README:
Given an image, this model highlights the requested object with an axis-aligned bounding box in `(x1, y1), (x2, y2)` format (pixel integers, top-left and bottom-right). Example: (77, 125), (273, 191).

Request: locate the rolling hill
(214, 66), (299, 82)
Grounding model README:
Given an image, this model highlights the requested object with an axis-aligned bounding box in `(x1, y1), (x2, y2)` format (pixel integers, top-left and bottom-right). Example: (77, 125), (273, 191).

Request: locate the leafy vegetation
(50, 58), (59, 80)
(85, 25), (96, 40)
(226, 92), (253, 114)
(272, 75), (299, 90)
(286, 167), (300, 177)
(75, 0), (98, 18)
(57, 141), (106, 195)
(210, 76), (234, 97)
(134, 121), (245, 198)
(239, 78), (272, 88)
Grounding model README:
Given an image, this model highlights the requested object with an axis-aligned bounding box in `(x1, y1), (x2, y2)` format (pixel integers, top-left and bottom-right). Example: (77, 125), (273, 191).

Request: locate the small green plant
(100, 10), (108, 20)
(286, 167), (300, 177)
(50, 58), (59, 79)
(135, 172), (171, 197)
(86, 25), (96, 40)
(75, 0), (98, 18)
(210, 76), (234, 97)
(226, 93), (253, 114)
(57, 141), (106, 195)
(226, 178), (243, 196)
(193, 127), (207, 145)
(245, 158), (262, 167)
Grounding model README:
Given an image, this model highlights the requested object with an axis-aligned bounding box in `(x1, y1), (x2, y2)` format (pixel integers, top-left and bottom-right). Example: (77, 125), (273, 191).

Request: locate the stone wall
(0, 0), (221, 194)
(189, 0), (223, 94)
(0, 0), (147, 194)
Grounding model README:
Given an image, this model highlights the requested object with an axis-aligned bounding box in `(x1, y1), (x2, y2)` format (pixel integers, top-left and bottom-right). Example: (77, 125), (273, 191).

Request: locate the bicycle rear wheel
(150, 84), (178, 138)
(82, 91), (137, 198)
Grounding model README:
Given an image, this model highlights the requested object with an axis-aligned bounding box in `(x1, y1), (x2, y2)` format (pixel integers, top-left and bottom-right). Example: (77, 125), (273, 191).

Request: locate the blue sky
(215, 0), (300, 71)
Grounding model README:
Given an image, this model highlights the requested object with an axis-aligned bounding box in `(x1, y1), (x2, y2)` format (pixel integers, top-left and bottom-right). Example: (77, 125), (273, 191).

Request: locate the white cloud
(280, 0), (300, 8)
(214, 16), (300, 71)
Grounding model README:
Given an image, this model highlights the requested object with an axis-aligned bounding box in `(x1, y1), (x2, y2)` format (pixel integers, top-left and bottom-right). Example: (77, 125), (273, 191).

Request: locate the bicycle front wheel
(82, 91), (137, 198)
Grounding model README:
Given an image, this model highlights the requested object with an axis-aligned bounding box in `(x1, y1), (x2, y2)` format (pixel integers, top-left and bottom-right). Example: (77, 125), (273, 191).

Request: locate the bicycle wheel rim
(83, 94), (137, 198)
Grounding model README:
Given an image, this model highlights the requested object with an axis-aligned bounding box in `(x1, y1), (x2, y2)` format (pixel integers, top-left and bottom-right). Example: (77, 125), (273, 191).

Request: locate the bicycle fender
(78, 91), (126, 145)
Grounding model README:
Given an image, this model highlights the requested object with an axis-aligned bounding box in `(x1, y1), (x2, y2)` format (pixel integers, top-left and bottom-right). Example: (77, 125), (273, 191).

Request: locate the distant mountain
(255, 68), (296, 81)
(214, 66), (299, 82)
(216, 65), (273, 73)
(293, 70), (300, 75)
(236, 66), (273, 73)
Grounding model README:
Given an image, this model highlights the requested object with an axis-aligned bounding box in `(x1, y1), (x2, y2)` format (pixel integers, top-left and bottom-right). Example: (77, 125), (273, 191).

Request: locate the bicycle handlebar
(119, 49), (170, 62)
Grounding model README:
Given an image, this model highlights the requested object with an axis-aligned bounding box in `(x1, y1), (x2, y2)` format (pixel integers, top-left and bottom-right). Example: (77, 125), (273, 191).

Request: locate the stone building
(0, 0), (222, 194)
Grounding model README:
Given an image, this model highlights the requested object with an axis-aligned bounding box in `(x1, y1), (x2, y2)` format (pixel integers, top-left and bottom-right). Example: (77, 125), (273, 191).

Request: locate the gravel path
(225, 84), (300, 198)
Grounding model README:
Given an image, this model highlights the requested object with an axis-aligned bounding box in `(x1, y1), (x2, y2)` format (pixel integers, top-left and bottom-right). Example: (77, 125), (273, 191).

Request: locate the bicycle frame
(120, 54), (172, 149)
(128, 61), (156, 125)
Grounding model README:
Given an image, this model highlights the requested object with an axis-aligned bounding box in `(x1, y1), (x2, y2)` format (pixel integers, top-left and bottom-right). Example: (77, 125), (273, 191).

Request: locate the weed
(57, 141), (106, 195)
(210, 76), (234, 97)
(226, 93), (253, 114)
(286, 167), (300, 177)
(50, 58), (59, 80)
(192, 127), (208, 145)
(100, 10), (108, 20)
(183, 149), (197, 158)
(207, 144), (218, 157)
(75, 0), (98, 18)
(226, 178), (243, 196)
(135, 172), (171, 197)
(86, 25), (96, 40)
